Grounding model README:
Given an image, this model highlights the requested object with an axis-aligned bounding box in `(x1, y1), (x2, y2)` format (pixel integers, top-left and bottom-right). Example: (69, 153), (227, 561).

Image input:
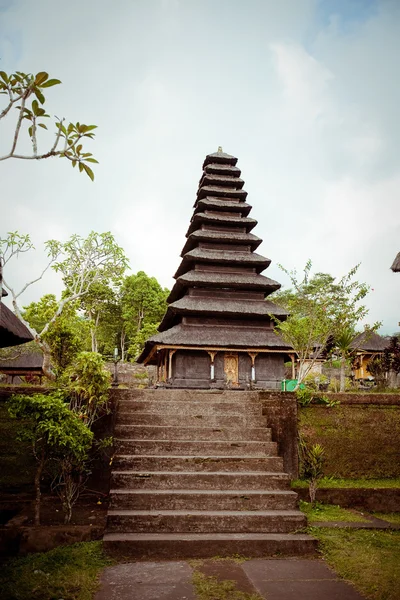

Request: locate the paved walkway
(95, 558), (366, 600)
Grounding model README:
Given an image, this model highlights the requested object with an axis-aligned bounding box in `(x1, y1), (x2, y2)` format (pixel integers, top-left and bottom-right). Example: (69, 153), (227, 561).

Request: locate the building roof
(175, 248), (271, 278)
(159, 297), (288, 331)
(350, 331), (390, 352)
(181, 229), (262, 255)
(391, 252), (400, 272)
(137, 323), (293, 363)
(194, 197), (252, 216)
(186, 212), (257, 236)
(0, 341), (44, 370)
(137, 149), (291, 363)
(168, 271), (281, 303)
(0, 303), (34, 348)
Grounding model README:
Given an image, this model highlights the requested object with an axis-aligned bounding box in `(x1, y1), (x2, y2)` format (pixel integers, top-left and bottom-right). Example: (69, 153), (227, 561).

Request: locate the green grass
(192, 571), (262, 600)
(292, 477), (400, 489)
(300, 501), (369, 522)
(0, 541), (114, 600)
(311, 528), (400, 600)
(373, 513), (400, 525)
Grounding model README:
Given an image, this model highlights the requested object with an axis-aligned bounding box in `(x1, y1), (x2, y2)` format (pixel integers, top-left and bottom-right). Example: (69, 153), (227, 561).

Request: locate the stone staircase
(103, 389), (316, 559)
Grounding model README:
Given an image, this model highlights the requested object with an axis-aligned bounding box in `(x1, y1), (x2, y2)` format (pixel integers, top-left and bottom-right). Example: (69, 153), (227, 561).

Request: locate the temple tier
(137, 150), (294, 388)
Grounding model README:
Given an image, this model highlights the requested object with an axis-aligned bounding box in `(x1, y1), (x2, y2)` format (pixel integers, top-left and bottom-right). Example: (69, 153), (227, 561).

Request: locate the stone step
(115, 439), (278, 456)
(116, 390), (261, 404)
(109, 489), (299, 511)
(111, 471), (290, 490)
(112, 455), (284, 473)
(106, 509), (306, 534)
(103, 532), (317, 559)
(116, 412), (267, 428)
(117, 401), (263, 416)
(114, 425), (271, 442)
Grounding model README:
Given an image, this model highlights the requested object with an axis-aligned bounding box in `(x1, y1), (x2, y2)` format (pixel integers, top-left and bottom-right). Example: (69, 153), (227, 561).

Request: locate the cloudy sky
(1, 0), (399, 333)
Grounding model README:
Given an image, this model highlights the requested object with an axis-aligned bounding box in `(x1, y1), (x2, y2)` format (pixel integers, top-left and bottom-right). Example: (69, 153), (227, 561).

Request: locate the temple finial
(218, 146), (223, 153)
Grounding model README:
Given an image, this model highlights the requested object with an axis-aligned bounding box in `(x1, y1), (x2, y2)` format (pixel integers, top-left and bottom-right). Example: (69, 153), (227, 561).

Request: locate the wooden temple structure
(137, 149), (294, 388)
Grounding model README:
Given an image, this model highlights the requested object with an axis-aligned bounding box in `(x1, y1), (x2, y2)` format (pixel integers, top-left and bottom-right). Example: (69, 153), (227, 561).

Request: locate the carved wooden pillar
(248, 352), (258, 382)
(168, 349), (176, 380)
(207, 351), (217, 381)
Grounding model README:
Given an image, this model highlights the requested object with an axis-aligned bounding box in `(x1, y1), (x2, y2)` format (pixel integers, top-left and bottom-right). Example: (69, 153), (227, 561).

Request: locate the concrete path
(95, 558), (366, 600)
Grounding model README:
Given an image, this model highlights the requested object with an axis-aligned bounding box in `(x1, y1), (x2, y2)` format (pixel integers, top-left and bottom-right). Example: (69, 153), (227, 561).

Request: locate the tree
(0, 231), (129, 379)
(22, 294), (90, 376)
(120, 271), (169, 359)
(272, 262), (377, 387)
(8, 391), (93, 524)
(79, 282), (119, 353)
(368, 337), (400, 388)
(0, 70), (97, 179)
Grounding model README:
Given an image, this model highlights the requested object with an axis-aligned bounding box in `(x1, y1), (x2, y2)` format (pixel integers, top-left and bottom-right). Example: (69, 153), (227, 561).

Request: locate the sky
(0, 0), (399, 334)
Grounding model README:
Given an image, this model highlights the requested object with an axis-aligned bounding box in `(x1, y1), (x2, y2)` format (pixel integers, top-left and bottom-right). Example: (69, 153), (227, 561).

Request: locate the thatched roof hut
(391, 252), (400, 272)
(0, 290), (33, 348)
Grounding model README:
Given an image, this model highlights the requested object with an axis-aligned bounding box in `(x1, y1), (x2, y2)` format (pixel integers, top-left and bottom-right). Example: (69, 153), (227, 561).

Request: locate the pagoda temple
(137, 149), (294, 388)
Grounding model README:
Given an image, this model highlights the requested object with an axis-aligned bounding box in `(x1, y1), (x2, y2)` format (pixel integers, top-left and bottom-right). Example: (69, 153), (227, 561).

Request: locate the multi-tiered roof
(138, 149), (291, 363)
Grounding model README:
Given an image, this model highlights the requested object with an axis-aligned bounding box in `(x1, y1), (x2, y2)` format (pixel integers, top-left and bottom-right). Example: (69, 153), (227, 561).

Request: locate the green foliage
(299, 435), (325, 502)
(121, 271), (169, 358)
(23, 294), (90, 375)
(0, 541), (114, 600)
(0, 70), (98, 178)
(299, 500), (369, 522)
(65, 352), (111, 427)
(310, 528), (400, 600)
(272, 262), (377, 385)
(8, 391), (93, 523)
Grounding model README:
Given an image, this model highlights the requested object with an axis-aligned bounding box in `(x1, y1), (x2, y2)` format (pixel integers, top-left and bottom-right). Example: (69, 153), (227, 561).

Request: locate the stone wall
(299, 396), (400, 478)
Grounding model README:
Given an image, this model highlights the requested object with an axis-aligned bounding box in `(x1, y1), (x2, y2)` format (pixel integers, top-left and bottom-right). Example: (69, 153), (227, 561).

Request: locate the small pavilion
(137, 149), (294, 389)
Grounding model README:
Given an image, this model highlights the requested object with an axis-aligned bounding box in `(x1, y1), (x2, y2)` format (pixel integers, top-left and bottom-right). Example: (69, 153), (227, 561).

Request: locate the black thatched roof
(0, 303), (34, 348)
(175, 248), (270, 278)
(204, 163), (241, 177)
(181, 230), (262, 255)
(391, 252), (400, 272)
(159, 297), (288, 331)
(168, 271), (281, 303)
(197, 185), (248, 201)
(203, 151), (237, 167)
(350, 331), (389, 352)
(186, 213), (257, 236)
(199, 173), (245, 190)
(138, 149), (291, 363)
(137, 323), (293, 363)
(0, 341), (43, 369)
(195, 197), (252, 216)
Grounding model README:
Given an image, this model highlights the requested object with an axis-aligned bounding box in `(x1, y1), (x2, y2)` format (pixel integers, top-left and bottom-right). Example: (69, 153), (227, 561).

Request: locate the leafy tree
(0, 231), (129, 379)
(65, 352), (111, 428)
(368, 337), (400, 388)
(0, 70), (97, 179)
(79, 282), (120, 353)
(272, 262), (377, 387)
(121, 271), (169, 359)
(8, 391), (93, 524)
(23, 294), (90, 376)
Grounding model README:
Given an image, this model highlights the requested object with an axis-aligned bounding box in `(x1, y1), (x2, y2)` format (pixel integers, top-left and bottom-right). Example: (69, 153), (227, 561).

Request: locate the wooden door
(224, 353), (239, 385)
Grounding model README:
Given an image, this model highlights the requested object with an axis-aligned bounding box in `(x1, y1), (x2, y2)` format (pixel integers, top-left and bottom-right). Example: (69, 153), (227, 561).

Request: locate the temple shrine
(137, 149), (294, 388)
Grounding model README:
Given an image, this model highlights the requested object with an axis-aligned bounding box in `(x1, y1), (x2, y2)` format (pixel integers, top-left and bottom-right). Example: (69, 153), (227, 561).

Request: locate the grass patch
(300, 501), (369, 522)
(192, 571), (262, 600)
(373, 513), (400, 525)
(292, 477), (400, 489)
(0, 541), (114, 600)
(311, 527), (400, 600)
